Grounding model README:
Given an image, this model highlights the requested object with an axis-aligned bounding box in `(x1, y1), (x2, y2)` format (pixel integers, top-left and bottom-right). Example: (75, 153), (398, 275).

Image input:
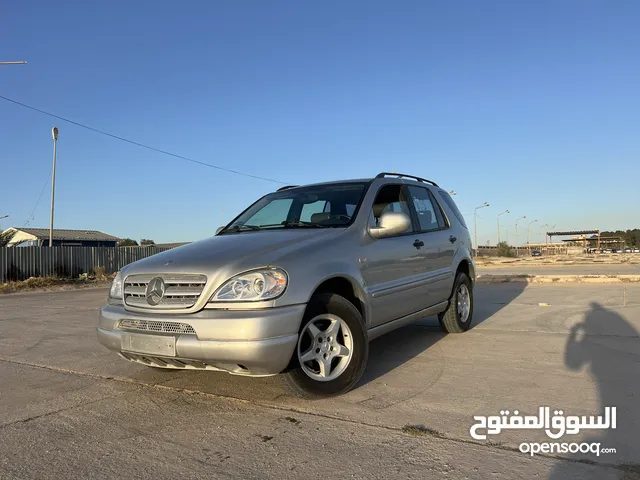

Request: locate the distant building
(2, 227), (119, 247)
(153, 242), (191, 249)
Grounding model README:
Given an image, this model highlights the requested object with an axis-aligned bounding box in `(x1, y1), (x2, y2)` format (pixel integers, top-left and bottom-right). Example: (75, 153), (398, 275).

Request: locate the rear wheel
(438, 272), (473, 333)
(280, 293), (368, 398)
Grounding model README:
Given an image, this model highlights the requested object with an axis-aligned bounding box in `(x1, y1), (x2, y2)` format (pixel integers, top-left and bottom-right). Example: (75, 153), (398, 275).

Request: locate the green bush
(93, 266), (106, 280)
(496, 241), (514, 257)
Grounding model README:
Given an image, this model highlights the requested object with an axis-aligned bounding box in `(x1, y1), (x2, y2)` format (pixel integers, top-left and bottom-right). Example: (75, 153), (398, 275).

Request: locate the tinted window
(438, 190), (467, 229)
(407, 186), (444, 232)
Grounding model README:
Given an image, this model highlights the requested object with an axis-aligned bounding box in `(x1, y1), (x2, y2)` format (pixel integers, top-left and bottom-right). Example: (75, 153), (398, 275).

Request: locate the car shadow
(548, 302), (640, 478)
(357, 281), (527, 388)
(130, 281), (528, 400)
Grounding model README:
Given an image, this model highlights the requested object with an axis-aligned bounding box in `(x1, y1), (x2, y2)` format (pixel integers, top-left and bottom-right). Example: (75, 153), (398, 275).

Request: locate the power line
(0, 94), (287, 185)
(22, 171), (52, 227)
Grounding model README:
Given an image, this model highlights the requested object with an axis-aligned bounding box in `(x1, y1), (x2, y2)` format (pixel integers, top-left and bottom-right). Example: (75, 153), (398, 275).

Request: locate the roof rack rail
(276, 185), (298, 191)
(374, 172), (439, 187)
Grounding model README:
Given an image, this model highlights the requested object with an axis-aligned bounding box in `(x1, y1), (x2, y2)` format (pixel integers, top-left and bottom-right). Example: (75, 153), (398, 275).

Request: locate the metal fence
(0, 246), (175, 282)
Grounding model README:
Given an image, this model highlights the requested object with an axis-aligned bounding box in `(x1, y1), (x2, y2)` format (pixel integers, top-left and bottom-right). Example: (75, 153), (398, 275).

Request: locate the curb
(476, 274), (640, 284)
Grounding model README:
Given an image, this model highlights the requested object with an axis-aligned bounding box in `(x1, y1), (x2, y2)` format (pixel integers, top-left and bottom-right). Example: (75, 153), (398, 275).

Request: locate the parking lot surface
(479, 263), (640, 276)
(1, 284), (639, 479)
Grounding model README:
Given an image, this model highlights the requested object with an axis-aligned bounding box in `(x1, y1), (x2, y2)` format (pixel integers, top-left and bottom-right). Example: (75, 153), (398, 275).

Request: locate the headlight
(209, 268), (287, 302)
(109, 271), (123, 299)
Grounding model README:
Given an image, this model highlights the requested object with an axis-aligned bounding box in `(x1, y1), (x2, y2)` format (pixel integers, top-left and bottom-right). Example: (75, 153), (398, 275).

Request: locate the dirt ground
(476, 254), (640, 267)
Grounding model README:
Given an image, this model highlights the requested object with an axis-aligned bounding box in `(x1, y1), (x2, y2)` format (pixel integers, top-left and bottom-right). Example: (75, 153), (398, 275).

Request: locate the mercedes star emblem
(145, 277), (166, 306)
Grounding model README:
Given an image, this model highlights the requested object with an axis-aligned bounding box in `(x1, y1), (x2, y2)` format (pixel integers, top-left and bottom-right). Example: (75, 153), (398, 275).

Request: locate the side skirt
(367, 301), (449, 342)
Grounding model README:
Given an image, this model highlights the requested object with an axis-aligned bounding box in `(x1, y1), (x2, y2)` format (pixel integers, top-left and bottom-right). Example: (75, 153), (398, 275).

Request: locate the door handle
(413, 239), (424, 249)
(449, 235), (457, 243)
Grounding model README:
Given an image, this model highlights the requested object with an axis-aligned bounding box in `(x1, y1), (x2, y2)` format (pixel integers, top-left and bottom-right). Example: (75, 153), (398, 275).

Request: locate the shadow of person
(549, 302), (640, 479)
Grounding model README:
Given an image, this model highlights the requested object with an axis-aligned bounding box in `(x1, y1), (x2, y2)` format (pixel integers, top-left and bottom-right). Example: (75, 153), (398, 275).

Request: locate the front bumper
(97, 303), (306, 376)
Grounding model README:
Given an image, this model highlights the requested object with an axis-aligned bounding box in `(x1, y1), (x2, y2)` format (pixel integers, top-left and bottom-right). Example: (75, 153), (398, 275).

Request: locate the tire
(438, 272), (473, 333)
(280, 293), (368, 399)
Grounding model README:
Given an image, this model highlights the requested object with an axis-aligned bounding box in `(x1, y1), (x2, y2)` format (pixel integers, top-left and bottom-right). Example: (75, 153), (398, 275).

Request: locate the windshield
(221, 182), (369, 233)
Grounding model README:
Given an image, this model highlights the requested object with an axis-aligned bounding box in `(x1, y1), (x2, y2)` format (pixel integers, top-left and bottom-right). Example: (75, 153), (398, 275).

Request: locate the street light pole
(548, 225), (556, 254)
(49, 127), (59, 248)
(539, 224), (548, 254)
(527, 219), (538, 255)
(473, 202), (490, 256)
(514, 216), (526, 257)
(0, 61), (27, 65)
(497, 210), (509, 244)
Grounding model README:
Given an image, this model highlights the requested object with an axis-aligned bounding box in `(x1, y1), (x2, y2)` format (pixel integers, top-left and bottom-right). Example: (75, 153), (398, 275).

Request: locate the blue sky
(1, 0), (638, 245)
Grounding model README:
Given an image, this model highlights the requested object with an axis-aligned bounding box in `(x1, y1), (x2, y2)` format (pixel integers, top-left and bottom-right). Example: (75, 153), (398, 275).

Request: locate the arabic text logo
(469, 406), (616, 441)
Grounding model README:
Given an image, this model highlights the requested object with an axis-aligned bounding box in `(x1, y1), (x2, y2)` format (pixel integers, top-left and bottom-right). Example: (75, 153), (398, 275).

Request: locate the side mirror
(215, 226), (225, 235)
(368, 212), (411, 239)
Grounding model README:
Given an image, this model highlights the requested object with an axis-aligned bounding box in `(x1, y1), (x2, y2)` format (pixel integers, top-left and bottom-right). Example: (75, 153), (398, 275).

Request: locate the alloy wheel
(297, 314), (354, 382)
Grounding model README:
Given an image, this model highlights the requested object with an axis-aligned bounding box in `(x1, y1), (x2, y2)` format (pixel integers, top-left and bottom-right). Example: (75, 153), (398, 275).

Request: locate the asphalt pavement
(1, 284), (639, 479)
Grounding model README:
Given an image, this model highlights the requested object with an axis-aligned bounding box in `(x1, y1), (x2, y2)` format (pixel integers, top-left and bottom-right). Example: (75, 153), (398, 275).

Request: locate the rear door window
(407, 185), (445, 232)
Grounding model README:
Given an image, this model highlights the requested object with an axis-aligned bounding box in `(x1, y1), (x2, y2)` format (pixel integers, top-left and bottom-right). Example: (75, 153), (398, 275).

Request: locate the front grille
(124, 274), (207, 309)
(118, 319), (196, 335)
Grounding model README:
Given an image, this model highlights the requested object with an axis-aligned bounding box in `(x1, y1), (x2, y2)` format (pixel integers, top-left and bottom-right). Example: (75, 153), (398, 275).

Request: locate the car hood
(122, 228), (342, 276)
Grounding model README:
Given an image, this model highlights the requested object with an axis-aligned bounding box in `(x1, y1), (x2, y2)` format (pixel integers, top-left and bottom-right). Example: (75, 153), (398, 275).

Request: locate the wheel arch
(308, 275), (369, 328)
(455, 257), (475, 285)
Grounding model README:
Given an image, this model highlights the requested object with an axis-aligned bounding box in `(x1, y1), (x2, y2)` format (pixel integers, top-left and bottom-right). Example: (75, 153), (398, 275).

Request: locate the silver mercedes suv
(97, 172), (475, 398)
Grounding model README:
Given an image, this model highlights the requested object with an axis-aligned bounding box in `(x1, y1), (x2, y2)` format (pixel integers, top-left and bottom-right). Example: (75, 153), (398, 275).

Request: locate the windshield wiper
(257, 221), (325, 229)
(283, 221), (325, 228)
(220, 224), (262, 233)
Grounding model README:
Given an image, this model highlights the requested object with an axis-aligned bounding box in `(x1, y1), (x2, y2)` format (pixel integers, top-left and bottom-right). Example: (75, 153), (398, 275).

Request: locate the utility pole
(539, 224), (548, 253)
(49, 127), (59, 247)
(473, 202), (490, 256)
(497, 210), (509, 244)
(527, 219), (538, 255)
(514, 216), (526, 257)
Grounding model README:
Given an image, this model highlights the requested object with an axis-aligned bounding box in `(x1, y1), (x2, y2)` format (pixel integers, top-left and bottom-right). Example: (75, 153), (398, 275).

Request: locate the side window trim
(401, 184), (422, 233)
(407, 185), (450, 234)
(427, 189), (450, 229)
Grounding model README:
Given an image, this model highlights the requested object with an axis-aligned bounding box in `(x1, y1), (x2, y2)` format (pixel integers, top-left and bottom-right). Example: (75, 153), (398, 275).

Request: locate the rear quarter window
(438, 190), (467, 229)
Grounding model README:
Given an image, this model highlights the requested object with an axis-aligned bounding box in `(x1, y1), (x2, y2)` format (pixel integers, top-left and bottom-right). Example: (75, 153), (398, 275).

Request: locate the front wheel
(280, 293), (368, 398)
(438, 272), (473, 333)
